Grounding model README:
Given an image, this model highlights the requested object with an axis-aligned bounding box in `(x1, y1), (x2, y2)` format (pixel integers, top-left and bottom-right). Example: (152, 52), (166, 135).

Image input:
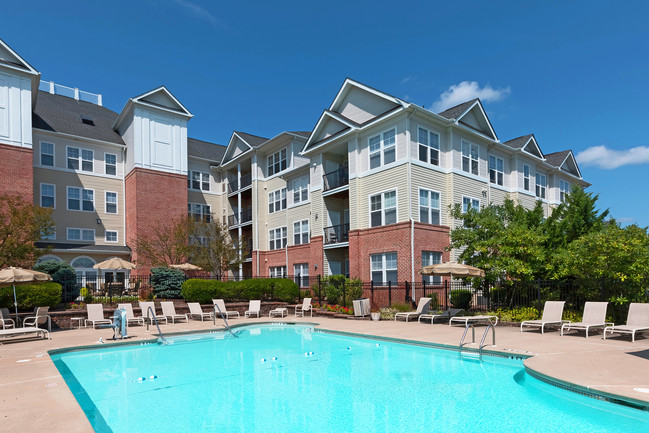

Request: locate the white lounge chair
(23, 306), (52, 332)
(85, 304), (112, 329)
(521, 301), (569, 334)
(418, 308), (464, 324)
(604, 303), (649, 342)
(449, 315), (499, 326)
(161, 301), (189, 323)
(0, 308), (15, 329)
(117, 303), (145, 326)
(561, 302), (612, 338)
(295, 298), (313, 317)
(245, 300), (261, 318)
(139, 301), (168, 325)
(188, 302), (214, 321)
(213, 299), (240, 319)
(394, 297), (432, 322)
(0, 326), (49, 340)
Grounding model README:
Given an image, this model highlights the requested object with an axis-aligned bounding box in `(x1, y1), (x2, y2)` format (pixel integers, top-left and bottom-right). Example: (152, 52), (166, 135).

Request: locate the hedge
(450, 289), (473, 310)
(0, 282), (62, 310)
(151, 267), (186, 299)
(181, 278), (299, 303)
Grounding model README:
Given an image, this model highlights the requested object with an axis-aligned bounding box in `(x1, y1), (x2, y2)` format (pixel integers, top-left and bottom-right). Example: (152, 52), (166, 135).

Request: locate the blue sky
(4, 0), (649, 225)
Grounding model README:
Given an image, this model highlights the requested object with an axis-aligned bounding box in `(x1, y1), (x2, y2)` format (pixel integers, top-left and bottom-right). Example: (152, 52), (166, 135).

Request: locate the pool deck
(1, 316), (649, 432)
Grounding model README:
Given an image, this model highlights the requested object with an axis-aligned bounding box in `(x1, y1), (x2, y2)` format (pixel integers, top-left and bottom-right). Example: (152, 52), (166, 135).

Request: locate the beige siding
(357, 116), (407, 173)
(337, 86), (398, 124)
(188, 158), (220, 193)
(287, 204), (311, 246)
(409, 113), (446, 165)
(411, 164), (448, 226)
(489, 187), (508, 206)
(355, 165), (408, 230)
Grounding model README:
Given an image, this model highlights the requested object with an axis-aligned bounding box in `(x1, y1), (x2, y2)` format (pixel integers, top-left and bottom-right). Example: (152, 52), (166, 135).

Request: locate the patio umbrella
(420, 261), (485, 278)
(169, 263), (203, 271)
(0, 267), (52, 316)
(93, 257), (137, 270)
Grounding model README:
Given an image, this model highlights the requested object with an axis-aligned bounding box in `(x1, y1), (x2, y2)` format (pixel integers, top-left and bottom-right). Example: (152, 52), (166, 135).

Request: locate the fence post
(318, 274), (322, 304)
(405, 281), (410, 304)
(537, 279), (541, 304)
(297, 274), (301, 302)
(342, 279), (346, 308)
(444, 280), (448, 310)
(388, 281), (392, 307)
(370, 280), (374, 303)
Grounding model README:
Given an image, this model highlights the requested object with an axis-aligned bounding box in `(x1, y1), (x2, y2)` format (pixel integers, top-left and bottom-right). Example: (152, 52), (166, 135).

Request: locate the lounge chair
(521, 301), (569, 334)
(394, 297), (432, 322)
(295, 298), (313, 317)
(245, 300), (261, 318)
(160, 301), (189, 323)
(213, 299), (240, 319)
(84, 304), (112, 329)
(604, 303), (649, 342)
(418, 308), (464, 324)
(117, 303), (145, 326)
(0, 326), (49, 340)
(188, 303), (214, 321)
(24, 306), (52, 332)
(561, 302), (612, 338)
(0, 308), (15, 329)
(139, 301), (168, 325)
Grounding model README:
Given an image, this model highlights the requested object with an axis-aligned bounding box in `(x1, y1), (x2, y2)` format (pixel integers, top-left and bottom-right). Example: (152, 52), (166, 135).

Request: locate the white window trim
(105, 230), (118, 243)
(559, 179), (570, 203)
(488, 155), (504, 186)
(418, 187), (441, 225)
(462, 196), (480, 213)
(105, 191), (118, 214)
(188, 170), (211, 192)
(67, 227), (96, 242)
(268, 187), (287, 214)
(523, 164), (531, 191)
(66, 186), (95, 212)
(370, 252), (398, 284)
(39, 141), (55, 167)
(368, 127), (397, 170)
(268, 147), (288, 176)
(188, 203), (211, 222)
(66, 145), (94, 173)
(461, 139), (479, 176)
(104, 152), (117, 176)
(369, 188), (398, 227)
(40, 183), (56, 209)
(269, 226), (288, 250)
(293, 219), (310, 245)
(291, 175), (309, 205)
(535, 173), (547, 199)
(417, 126), (441, 166)
(422, 251), (443, 285)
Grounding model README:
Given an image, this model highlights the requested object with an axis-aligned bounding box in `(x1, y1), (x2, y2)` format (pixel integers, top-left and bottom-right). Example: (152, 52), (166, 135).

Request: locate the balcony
(228, 173), (252, 194)
(324, 223), (349, 245)
(228, 208), (253, 227)
(323, 165), (349, 192)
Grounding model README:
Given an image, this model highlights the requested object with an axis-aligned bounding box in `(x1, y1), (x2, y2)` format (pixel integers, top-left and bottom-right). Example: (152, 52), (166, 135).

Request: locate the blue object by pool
(51, 325), (649, 432)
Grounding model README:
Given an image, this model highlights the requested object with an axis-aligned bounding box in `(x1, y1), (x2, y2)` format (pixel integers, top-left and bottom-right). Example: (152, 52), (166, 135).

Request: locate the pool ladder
(213, 304), (238, 338)
(146, 306), (167, 344)
(459, 322), (495, 360)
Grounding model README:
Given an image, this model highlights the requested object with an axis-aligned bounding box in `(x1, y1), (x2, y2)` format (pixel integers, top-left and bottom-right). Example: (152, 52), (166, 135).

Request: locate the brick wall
(0, 143), (33, 202)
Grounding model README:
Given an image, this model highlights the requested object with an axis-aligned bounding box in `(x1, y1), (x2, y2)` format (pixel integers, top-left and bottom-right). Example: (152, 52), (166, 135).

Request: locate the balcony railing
(228, 208), (253, 226)
(323, 165), (349, 192)
(228, 173), (252, 193)
(324, 223), (350, 245)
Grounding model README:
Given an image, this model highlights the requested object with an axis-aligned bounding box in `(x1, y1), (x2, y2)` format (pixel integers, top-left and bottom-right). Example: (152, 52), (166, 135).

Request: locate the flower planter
(371, 312), (381, 321)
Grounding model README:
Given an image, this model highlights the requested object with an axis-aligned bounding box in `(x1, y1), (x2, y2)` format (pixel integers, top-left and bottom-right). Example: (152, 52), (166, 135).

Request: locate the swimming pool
(51, 324), (649, 432)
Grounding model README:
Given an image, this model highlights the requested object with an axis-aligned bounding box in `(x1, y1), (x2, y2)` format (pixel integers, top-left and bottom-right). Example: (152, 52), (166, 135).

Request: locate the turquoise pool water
(51, 325), (649, 433)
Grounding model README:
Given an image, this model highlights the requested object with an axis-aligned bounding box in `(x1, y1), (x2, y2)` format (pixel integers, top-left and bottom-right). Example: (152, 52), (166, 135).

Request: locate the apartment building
(0, 37), (588, 284)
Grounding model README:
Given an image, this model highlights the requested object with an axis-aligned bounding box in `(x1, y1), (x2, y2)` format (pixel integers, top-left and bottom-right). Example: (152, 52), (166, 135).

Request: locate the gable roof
(437, 99), (478, 120)
(545, 150), (570, 167)
(0, 38), (39, 76)
(234, 131), (268, 148)
(187, 137), (226, 162)
(504, 134), (544, 159)
(32, 91), (124, 145)
(113, 86), (192, 131)
(437, 98), (497, 141)
(503, 134), (533, 149)
(289, 131), (311, 139)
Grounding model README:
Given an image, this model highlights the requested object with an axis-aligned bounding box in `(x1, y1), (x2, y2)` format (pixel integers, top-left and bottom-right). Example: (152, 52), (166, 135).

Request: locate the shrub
(272, 279), (299, 302)
(80, 287), (93, 304)
(181, 279), (232, 303)
(151, 267), (186, 299)
(321, 275), (363, 305)
(34, 260), (77, 297)
(493, 307), (539, 322)
(379, 307), (397, 320)
(391, 302), (412, 312)
(450, 289), (472, 310)
(0, 282), (62, 310)
(181, 278), (299, 303)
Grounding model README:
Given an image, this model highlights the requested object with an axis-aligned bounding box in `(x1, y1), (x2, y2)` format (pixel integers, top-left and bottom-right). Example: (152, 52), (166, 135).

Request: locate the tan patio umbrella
(93, 257), (137, 270)
(420, 262), (485, 278)
(0, 267), (52, 316)
(169, 263), (203, 271)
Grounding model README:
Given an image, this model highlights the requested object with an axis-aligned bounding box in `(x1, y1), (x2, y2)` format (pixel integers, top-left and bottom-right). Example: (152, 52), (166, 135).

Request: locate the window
(67, 147), (93, 172)
(293, 219), (309, 245)
(419, 189), (440, 225)
(422, 251), (442, 285)
(418, 127), (440, 166)
(188, 170), (210, 191)
(105, 153), (117, 176)
(294, 263), (309, 287)
(40, 142), (54, 166)
(268, 148), (287, 176)
(41, 228), (56, 241)
(370, 190), (397, 227)
(105, 231), (118, 243)
(67, 228), (95, 241)
(67, 187), (94, 211)
(462, 197), (480, 213)
(560, 180), (570, 203)
(489, 155), (504, 186)
(292, 175), (309, 204)
(461, 140), (479, 175)
(369, 128), (396, 169)
(188, 203), (211, 222)
(523, 164), (531, 191)
(269, 227), (287, 250)
(268, 188), (287, 213)
(535, 173), (546, 199)
(40, 184), (55, 208)
(371, 252), (397, 284)
(270, 266), (287, 278)
(105, 192), (117, 214)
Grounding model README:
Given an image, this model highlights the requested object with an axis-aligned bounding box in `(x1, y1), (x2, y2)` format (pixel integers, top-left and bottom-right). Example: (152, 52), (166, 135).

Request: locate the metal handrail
(479, 323), (496, 356)
(214, 303), (238, 338)
(146, 306), (167, 344)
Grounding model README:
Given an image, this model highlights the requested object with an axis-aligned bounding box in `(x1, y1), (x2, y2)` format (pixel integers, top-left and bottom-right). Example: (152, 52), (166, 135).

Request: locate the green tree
(33, 260), (77, 296)
(187, 219), (244, 278)
(0, 194), (54, 268)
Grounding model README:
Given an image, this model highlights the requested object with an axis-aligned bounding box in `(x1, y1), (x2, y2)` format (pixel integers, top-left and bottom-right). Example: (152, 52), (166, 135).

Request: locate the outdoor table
(71, 317), (84, 329)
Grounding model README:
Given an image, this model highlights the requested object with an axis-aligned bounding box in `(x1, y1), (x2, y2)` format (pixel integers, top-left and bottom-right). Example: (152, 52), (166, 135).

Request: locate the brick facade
(0, 143), (33, 202)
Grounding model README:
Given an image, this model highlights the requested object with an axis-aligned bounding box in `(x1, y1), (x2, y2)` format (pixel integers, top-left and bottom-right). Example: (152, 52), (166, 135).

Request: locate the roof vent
(81, 116), (95, 126)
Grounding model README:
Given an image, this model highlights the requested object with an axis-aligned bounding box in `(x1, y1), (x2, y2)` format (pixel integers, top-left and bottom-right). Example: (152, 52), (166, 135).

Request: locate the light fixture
(96, 218), (102, 225)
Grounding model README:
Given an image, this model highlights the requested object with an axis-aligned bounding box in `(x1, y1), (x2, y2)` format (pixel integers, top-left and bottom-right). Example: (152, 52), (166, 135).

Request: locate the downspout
(406, 109), (415, 297)
(252, 151), (260, 277)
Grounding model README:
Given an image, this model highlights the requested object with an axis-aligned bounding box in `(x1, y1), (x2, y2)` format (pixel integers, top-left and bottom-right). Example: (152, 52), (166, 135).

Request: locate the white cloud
(575, 145), (649, 169)
(432, 81), (510, 112)
(172, 0), (224, 28)
(400, 76), (412, 85)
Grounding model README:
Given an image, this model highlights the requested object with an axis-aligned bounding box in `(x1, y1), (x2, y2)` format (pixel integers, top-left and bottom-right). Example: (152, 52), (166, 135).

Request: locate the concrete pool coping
(1, 316), (648, 432)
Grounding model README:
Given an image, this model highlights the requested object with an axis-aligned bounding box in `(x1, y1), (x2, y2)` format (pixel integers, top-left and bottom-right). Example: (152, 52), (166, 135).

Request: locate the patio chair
(418, 308), (464, 324)
(117, 303), (145, 326)
(160, 301), (189, 323)
(139, 301), (168, 325)
(0, 308), (15, 329)
(603, 303), (649, 342)
(521, 301), (569, 334)
(295, 298), (313, 317)
(188, 303), (214, 321)
(394, 298), (432, 322)
(245, 300), (261, 318)
(84, 304), (112, 329)
(561, 302), (612, 338)
(213, 299), (240, 319)
(23, 306), (52, 332)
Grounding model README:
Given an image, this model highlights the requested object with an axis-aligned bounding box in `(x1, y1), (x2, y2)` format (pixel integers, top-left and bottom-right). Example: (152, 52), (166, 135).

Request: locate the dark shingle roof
(437, 98), (478, 120)
(289, 131), (311, 138)
(503, 134), (534, 149)
(235, 131), (268, 148)
(545, 150), (571, 167)
(32, 91), (124, 145)
(188, 137), (226, 162)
